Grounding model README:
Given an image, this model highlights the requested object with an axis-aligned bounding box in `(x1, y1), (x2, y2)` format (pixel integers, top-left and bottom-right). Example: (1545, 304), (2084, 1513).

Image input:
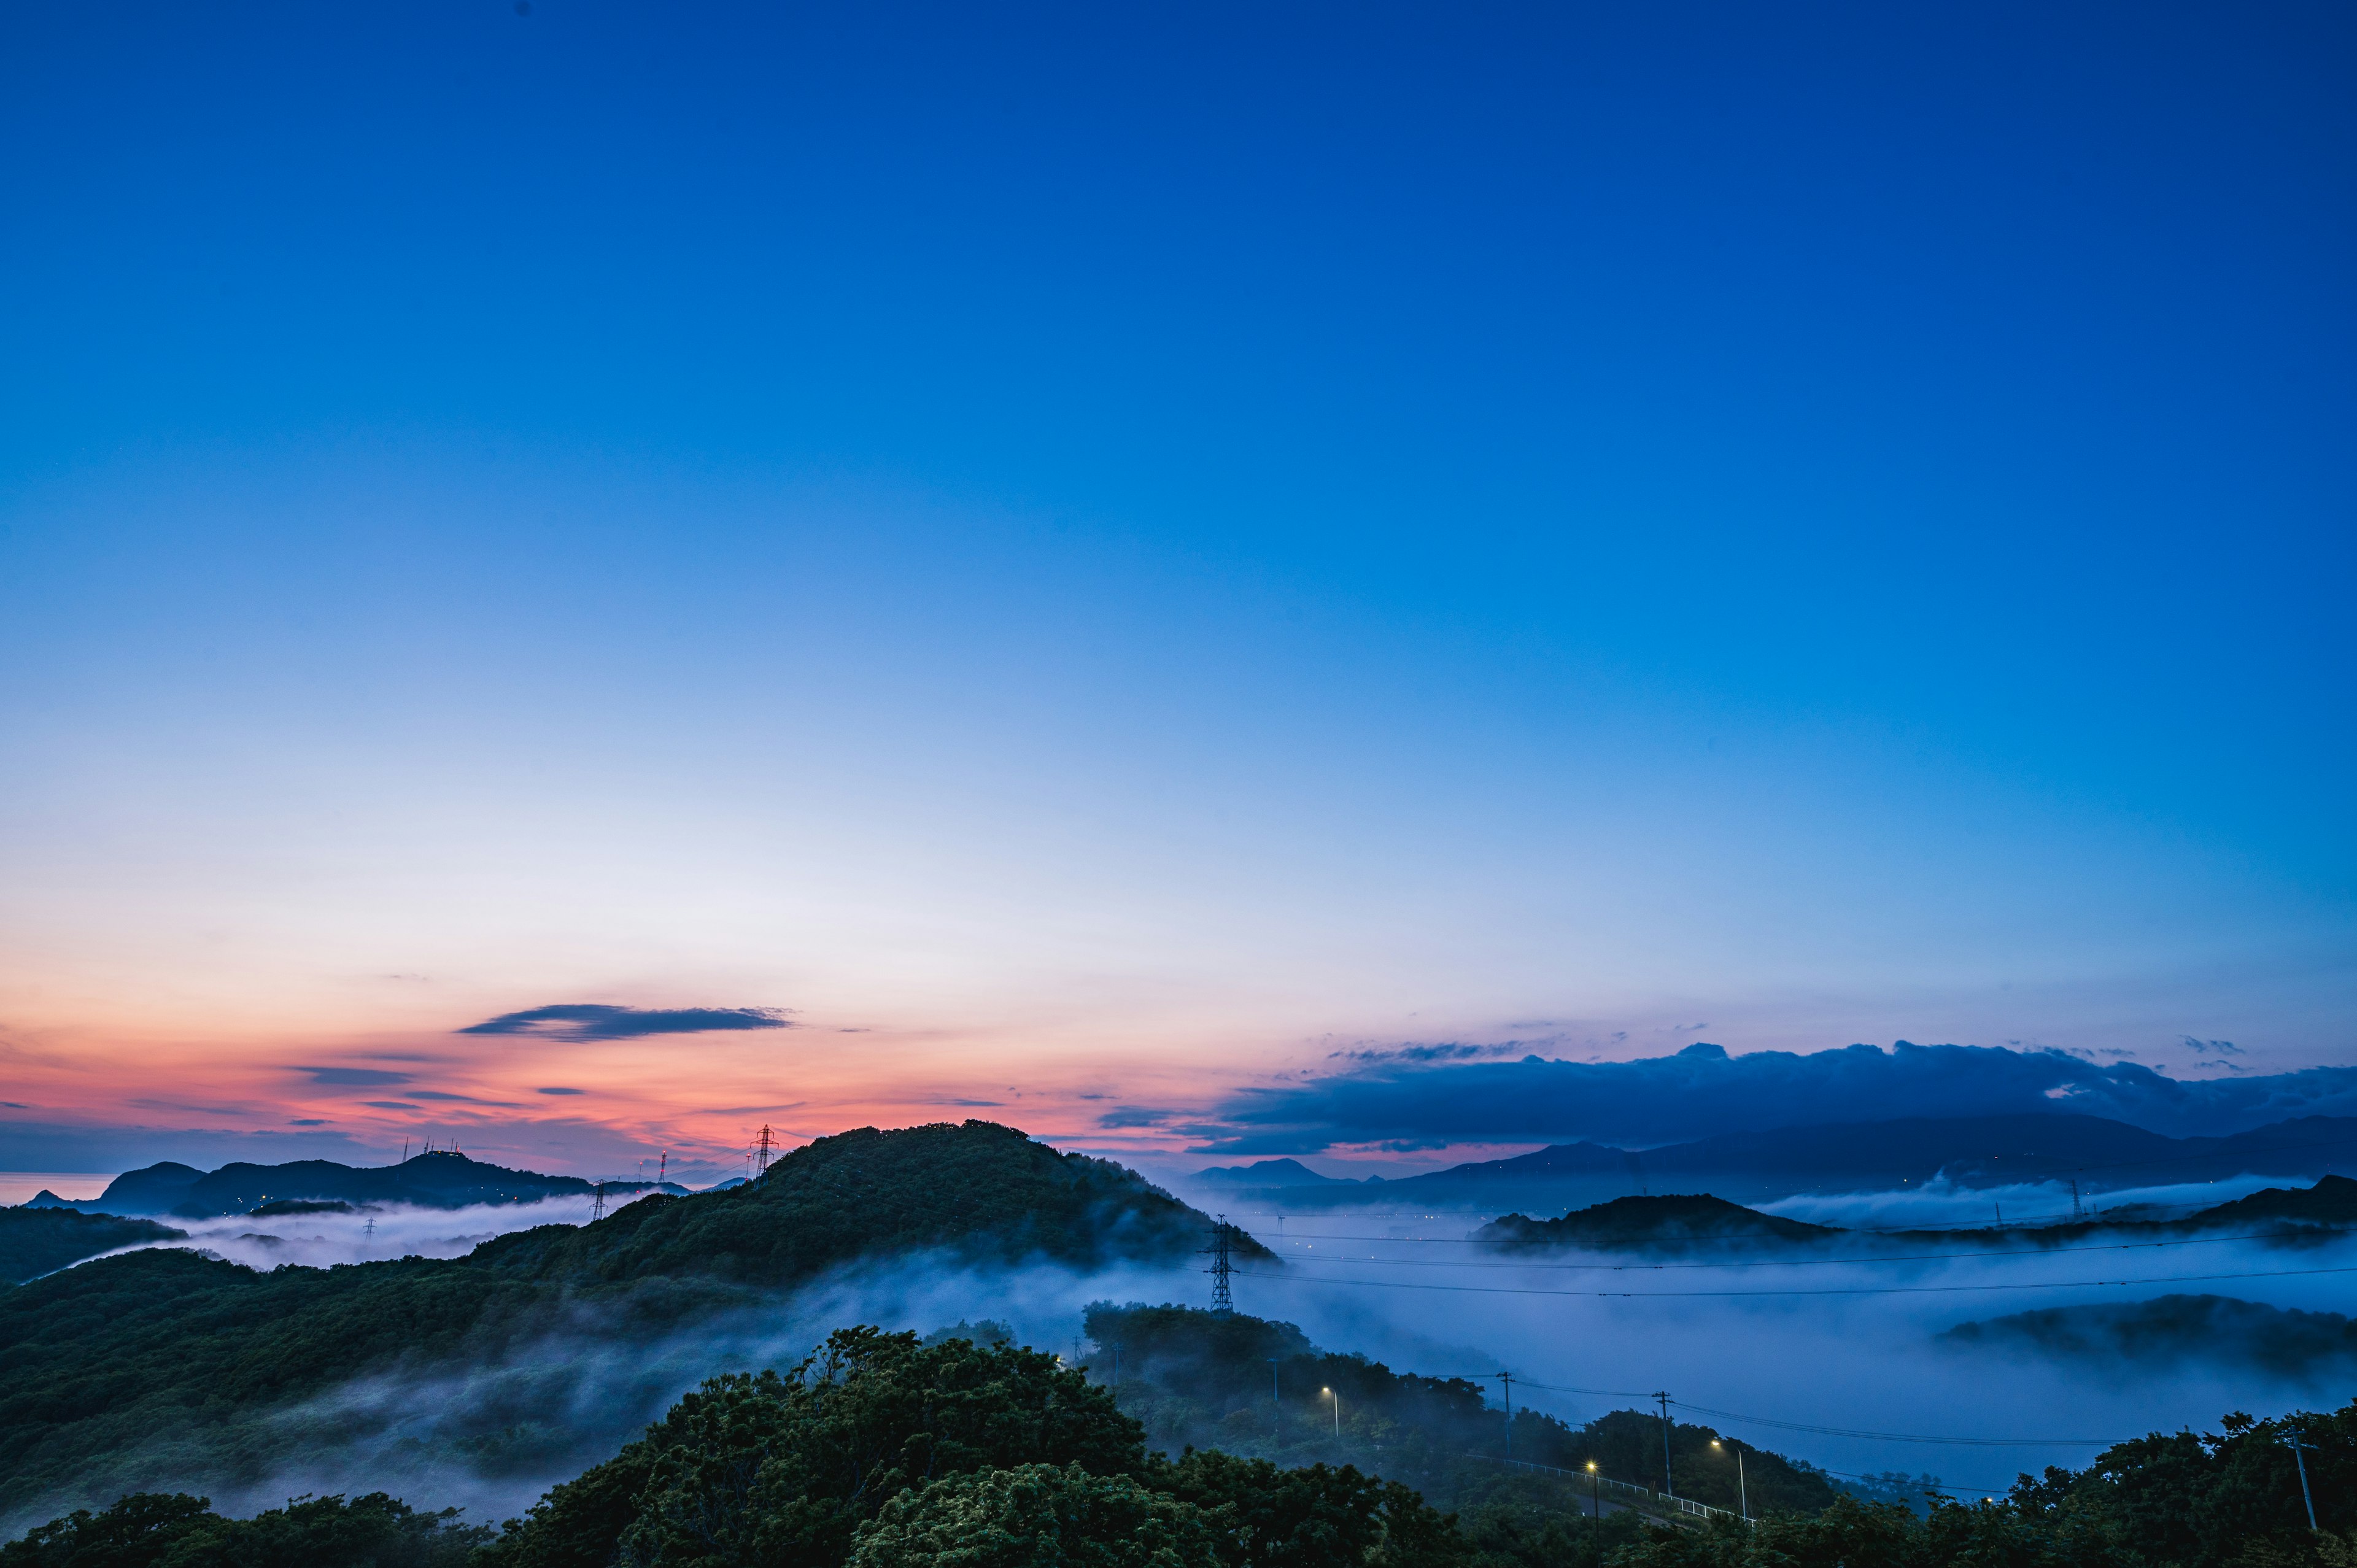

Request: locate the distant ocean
(0, 1172), (115, 1207)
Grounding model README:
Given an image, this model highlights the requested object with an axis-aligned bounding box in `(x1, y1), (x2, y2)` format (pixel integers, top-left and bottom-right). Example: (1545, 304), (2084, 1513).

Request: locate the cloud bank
(1198, 1042), (2357, 1153)
(456, 1004), (794, 1042)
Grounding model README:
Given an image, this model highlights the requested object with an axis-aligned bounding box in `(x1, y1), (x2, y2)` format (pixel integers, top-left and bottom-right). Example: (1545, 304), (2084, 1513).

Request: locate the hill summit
(1475, 1192), (1838, 1248)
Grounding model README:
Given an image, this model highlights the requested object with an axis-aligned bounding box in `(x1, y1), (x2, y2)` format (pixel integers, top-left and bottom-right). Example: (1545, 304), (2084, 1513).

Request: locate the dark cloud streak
(457, 1004), (794, 1043)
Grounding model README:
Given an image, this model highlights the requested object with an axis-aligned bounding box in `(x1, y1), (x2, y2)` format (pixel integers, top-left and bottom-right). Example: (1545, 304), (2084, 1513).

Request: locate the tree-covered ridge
(0, 1124), (1253, 1522)
(1083, 1304), (1840, 1520)
(0, 1491), (488, 1567)
(1475, 1198), (1835, 1250)
(474, 1121), (1268, 1285)
(9, 1316), (2356, 1568)
(1478, 1175), (2357, 1256)
(0, 1209), (183, 1285)
(67, 1151), (625, 1219)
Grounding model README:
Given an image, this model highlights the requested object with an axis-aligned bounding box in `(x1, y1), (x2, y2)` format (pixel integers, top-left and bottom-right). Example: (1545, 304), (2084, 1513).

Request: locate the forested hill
(1477, 1195), (1838, 1249)
(1476, 1175), (2357, 1255)
(474, 1119), (1269, 1283)
(0, 1209), (183, 1284)
(0, 1122), (1253, 1524)
(1083, 1303), (1841, 1518)
(54, 1149), (619, 1218)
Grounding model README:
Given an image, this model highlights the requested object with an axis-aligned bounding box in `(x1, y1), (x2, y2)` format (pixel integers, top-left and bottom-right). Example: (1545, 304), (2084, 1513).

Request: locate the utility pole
(1208, 1215), (1234, 1314)
(1655, 1392), (1675, 1497)
(1714, 1439), (1747, 1521)
(2287, 1427), (2318, 1532)
(1494, 1373), (1515, 1461)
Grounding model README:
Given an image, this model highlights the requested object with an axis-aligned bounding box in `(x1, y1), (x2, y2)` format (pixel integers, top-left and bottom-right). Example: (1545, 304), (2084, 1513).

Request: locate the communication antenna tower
(754, 1125), (776, 1178)
(657, 1151), (667, 1186)
(1206, 1215), (1234, 1314)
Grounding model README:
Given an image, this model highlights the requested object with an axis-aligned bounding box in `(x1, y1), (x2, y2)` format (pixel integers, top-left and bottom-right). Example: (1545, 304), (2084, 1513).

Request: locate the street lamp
(1322, 1386), (1339, 1438)
(1586, 1462), (1600, 1541)
(1710, 1439), (1748, 1522)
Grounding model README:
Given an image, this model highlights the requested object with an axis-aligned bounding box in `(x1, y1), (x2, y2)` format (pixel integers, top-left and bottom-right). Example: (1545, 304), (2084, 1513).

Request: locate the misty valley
(3, 1118), (2355, 1567)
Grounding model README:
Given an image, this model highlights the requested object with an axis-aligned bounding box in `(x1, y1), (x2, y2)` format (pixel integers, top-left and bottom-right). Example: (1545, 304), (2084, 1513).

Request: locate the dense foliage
(0, 1491), (488, 1567)
(1083, 1304), (1838, 1519)
(0, 1210), (183, 1285)
(7, 1313), (2357, 1568)
(0, 1125), (1237, 1521)
(475, 1327), (1461, 1568)
(853, 1463), (1218, 1568)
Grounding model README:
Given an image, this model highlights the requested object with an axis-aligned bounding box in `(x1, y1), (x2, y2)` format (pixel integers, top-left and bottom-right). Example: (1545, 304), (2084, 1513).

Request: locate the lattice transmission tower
(1206, 1215), (1234, 1315)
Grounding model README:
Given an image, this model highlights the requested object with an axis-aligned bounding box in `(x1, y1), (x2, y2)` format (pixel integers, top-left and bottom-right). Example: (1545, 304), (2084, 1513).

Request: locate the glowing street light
(1711, 1439), (1748, 1522)
(1322, 1386), (1339, 1438)
(1585, 1461), (1600, 1539)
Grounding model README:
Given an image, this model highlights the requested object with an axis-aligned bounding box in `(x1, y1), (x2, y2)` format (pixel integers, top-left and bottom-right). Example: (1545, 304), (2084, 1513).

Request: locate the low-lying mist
(21, 1176), (2353, 1535)
(79, 1192), (657, 1273)
(1757, 1173), (2304, 1230)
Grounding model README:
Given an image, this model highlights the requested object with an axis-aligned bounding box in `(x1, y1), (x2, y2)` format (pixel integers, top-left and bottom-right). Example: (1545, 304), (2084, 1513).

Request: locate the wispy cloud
(296, 1067), (414, 1086)
(455, 1004), (794, 1042)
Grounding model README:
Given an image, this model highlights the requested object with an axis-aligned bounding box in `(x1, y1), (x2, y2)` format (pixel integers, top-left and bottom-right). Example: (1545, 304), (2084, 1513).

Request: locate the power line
(1661, 1397), (2122, 1448)
(1257, 1225), (2357, 1271)
(1235, 1193), (2347, 1245)
(1233, 1261), (2357, 1299)
(1459, 1376), (2124, 1449)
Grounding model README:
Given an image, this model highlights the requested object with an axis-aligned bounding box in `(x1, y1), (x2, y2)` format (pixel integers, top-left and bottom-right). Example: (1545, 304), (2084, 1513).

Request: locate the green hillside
(473, 1120), (1263, 1284)
(1476, 1196), (1838, 1250)
(1085, 1303), (1840, 1520)
(0, 1122), (1247, 1523)
(0, 1208), (183, 1285)
(10, 1315), (2352, 1568)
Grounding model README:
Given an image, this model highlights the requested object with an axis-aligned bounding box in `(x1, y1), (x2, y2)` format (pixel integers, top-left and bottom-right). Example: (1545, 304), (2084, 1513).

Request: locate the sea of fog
(21, 1173), (2357, 1531)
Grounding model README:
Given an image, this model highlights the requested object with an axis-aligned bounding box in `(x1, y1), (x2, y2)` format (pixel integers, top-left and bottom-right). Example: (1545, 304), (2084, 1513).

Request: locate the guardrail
(1462, 1453), (1741, 1526)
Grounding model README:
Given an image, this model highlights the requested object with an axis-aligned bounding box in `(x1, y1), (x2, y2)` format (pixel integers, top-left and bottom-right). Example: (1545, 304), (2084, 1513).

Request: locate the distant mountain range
(1474, 1174), (2357, 1251)
(25, 1149), (686, 1219)
(1191, 1113), (2357, 1210)
(1191, 1157), (1357, 1186)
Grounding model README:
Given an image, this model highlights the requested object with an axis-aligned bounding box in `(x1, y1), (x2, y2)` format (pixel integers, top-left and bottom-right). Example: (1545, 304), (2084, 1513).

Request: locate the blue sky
(1, 2), (2351, 1173)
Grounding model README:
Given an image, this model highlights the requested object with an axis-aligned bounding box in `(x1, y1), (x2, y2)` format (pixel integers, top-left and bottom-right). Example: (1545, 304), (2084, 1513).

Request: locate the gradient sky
(2, 2), (2352, 1180)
